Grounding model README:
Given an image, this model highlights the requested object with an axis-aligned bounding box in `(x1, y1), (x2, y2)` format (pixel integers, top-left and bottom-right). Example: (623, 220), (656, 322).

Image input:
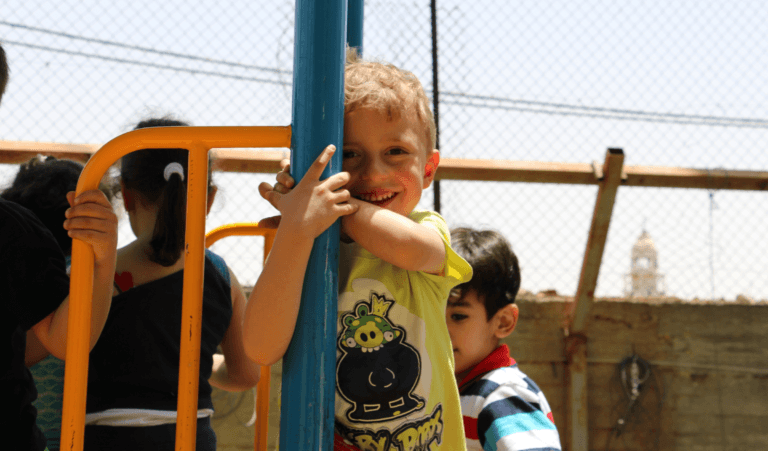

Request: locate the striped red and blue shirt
(458, 345), (561, 451)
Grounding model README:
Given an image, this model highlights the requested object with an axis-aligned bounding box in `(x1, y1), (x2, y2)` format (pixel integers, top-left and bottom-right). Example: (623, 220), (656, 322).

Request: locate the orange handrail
(205, 223), (276, 451)
(62, 126), (290, 451)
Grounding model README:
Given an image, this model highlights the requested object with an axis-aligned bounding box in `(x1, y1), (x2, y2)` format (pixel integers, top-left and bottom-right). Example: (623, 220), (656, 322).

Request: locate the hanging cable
(708, 191), (717, 300)
(706, 168), (726, 300)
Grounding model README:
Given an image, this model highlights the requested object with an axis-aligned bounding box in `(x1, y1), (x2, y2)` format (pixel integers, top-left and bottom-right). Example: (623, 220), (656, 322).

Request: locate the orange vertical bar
(61, 139), (135, 451)
(60, 240), (94, 451)
(175, 143), (210, 451)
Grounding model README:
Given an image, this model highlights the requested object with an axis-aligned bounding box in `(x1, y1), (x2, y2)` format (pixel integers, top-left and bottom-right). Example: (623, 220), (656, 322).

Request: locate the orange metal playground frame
(63, 126), (289, 451)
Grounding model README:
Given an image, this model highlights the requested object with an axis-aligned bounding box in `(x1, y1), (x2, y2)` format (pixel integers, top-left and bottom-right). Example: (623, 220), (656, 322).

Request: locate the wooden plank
(570, 149), (625, 332)
(2, 141), (767, 191)
(0, 141), (289, 174)
(437, 157), (597, 184)
(565, 149), (624, 451)
(0, 140), (99, 163)
(623, 165), (768, 191)
(565, 335), (589, 451)
(437, 157), (768, 191)
(209, 148), (287, 174)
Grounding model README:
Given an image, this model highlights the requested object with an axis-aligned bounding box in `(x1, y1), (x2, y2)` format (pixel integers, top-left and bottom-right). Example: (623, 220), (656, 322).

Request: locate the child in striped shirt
(447, 227), (562, 451)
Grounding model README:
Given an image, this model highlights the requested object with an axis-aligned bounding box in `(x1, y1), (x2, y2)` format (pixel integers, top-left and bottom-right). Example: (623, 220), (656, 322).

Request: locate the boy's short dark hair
(1, 44), (9, 103)
(451, 227), (521, 319)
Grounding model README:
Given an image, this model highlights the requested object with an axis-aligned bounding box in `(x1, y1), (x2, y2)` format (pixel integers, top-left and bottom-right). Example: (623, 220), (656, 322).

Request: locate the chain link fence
(1, 0), (766, 301)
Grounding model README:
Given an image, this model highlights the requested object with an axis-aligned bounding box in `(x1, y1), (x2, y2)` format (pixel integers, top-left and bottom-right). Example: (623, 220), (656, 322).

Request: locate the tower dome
(633, 231), (656, 255)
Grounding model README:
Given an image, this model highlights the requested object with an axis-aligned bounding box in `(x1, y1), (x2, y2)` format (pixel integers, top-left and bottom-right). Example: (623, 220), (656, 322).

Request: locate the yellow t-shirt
(335, 210), (472, 450)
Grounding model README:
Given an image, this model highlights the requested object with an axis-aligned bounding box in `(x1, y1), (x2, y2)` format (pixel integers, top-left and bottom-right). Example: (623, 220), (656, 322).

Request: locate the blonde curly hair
(345, 49), (436, 150)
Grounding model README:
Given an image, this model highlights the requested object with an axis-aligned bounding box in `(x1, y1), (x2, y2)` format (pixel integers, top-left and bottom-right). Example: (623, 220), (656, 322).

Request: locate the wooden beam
(437, 157), (768, 191)
(0, 141), (288, 174)
(0, 140), (99, 164)
(209, 148), (287, 174)
(565, 333), (589, 451)
(2, 141), (767, 191)
(565, 148), (624, 451)
(437, 158), (597, 184)
(622, 165), (768, 191)
(570, 148), (625, 332)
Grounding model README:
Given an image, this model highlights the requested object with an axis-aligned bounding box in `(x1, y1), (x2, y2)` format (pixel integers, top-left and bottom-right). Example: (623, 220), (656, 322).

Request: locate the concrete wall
(507, 295), (768, 451)
(212, 296), (768, 451)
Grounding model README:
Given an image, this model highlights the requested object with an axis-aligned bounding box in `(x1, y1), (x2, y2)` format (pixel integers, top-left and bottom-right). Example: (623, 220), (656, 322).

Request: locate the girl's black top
(86, 251), (232, 413)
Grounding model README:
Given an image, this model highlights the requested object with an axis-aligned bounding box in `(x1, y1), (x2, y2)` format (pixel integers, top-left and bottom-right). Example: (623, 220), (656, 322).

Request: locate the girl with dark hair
(83, 117), (260, 451)
(2, 155), (117, 256)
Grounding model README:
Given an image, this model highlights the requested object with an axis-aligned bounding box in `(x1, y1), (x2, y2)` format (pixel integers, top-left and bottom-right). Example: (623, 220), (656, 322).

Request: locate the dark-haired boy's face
(446, 288), (500, 380)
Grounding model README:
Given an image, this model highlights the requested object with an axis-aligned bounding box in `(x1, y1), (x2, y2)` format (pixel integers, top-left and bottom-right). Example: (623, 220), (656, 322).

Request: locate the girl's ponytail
(149, 166), (187, 265)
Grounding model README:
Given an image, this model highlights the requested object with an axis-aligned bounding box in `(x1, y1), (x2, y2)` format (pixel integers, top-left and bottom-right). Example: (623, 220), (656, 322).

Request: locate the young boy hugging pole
(447, 227), (562, 451)
(244, 51), (473, 451)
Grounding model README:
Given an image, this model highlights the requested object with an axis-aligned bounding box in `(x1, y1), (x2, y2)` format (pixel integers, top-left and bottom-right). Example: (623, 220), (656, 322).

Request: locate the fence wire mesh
(1, 0), (766, 301)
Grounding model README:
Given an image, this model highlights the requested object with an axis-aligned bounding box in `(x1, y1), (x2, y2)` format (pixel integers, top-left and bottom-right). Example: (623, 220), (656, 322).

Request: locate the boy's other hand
(274, 158), (295, 193)
(260, 145), (357, 240)
(258, 158), (295, 212)
(64, 190), (118, 263)
(258, 215), (281, 229)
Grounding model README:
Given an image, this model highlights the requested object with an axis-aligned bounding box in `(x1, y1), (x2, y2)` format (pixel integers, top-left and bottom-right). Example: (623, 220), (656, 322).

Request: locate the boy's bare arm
(243, 145), (357, 365)
(31, 190), (118, 359)
(342, 199), (446, 274)
(243, 226), (314, 365)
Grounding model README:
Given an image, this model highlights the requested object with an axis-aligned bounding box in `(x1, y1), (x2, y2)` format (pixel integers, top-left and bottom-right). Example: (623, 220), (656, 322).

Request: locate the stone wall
(212, 296), (768, 450)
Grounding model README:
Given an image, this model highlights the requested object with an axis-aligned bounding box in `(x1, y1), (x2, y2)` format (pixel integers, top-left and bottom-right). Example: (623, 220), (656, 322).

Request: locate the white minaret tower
(625, 230), (665, 297)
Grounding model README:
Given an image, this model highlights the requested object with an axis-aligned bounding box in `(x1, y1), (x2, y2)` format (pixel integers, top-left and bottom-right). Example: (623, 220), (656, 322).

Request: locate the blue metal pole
(347, 0), (364, 55)
(281, 1), (347, 450)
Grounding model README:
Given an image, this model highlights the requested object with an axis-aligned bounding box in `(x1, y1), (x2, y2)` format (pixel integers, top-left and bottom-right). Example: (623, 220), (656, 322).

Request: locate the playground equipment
(205, 224), (276, 451)
(62, 126), (290, 451)
(61, 1), (361, 449)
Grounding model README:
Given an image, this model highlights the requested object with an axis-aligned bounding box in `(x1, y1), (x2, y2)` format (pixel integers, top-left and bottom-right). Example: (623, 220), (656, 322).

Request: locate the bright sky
(1, 0), (766, 300)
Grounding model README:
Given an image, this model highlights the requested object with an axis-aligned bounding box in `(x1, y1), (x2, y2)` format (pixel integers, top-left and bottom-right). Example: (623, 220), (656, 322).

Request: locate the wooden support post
(565, 332), (588, 451)
(569, 148), (625, 331)
(565, 148), (625, 451)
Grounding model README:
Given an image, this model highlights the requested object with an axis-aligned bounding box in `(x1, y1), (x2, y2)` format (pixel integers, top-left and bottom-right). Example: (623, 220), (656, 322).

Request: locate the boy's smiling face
(343, 107), (438, 217)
